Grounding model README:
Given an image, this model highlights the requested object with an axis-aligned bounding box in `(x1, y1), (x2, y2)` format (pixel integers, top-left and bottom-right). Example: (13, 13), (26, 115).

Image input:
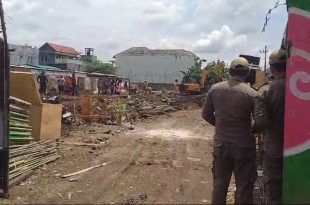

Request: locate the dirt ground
(2, 109), (216, 204)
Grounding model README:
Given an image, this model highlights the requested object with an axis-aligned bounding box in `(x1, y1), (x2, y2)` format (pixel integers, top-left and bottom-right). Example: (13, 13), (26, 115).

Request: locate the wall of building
(55, 63), (85, 72)
(115, 54), (195, 83)
(39, 45), (56, 65)
(81, 55), (97, 63)
(9, 44), (39, 66)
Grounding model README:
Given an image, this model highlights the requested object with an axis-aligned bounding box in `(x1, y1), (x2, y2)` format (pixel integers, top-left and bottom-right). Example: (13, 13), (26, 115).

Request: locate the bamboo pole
(9, 97), (31, 106)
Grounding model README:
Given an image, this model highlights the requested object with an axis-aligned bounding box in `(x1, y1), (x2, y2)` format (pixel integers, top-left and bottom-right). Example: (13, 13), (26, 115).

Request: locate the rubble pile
(61, 90), (205, 126)
(126, 91), (177, 120)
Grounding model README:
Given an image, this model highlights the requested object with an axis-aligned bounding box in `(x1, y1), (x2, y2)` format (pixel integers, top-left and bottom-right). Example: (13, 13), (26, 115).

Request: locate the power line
(262, 0), (286, 32)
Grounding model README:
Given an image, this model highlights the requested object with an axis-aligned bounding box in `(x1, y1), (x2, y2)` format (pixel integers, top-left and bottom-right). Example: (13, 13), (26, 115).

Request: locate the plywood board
(40, 104), (62, 140)
(29, 105), (42, 141)
(10, 72), (42, 105)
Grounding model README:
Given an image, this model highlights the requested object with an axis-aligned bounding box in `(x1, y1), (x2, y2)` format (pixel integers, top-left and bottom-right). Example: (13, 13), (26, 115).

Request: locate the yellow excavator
(179, 58), (268, 95)
(179, 61), (225, 95)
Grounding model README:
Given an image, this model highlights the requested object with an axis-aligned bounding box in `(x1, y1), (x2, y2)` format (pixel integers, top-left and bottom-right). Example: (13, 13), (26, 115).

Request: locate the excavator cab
(179, 75), (202, 95)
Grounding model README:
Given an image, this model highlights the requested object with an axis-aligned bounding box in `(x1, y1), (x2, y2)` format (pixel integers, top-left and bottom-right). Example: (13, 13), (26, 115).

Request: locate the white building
(9, 44), (39, 66)
(113, 47), (199, 83)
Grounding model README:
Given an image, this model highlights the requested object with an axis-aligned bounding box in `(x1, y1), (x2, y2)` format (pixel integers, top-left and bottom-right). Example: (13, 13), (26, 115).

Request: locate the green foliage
(205, 60), (229, 86)
(112, 100), (127, 123)
(180, 59), (203, 77)
(85, 60), (116, 74)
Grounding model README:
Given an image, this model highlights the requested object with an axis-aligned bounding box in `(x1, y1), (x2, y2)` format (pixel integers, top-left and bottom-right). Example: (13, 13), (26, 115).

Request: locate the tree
(180, 59), (204, 77)
(204, 60), (229, 86)
(85, 60), (117, 75)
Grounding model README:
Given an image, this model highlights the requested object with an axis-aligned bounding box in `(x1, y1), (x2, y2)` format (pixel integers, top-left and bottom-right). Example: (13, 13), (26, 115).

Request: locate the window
(41, 56), (44, 62)
(45, 56), (47, 62)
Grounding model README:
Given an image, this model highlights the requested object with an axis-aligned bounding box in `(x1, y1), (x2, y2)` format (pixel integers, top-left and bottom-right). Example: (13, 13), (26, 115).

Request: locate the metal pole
(0, 0), (10, 198)
(264, 45), (267, 73)
(260, 45), (268, 73)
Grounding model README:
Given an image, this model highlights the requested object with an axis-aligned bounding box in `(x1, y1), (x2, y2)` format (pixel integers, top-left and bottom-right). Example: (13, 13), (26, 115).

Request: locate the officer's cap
(269, 49), (287, 65)
(230, 57), (250, 70)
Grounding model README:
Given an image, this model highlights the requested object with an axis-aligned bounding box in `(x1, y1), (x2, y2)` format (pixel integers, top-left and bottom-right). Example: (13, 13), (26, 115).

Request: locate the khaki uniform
(254, 78), (285, 204)
(202, 78), (257, 204)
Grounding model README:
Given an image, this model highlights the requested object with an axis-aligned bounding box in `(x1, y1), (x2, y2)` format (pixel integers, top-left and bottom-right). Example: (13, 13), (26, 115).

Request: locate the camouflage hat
(269, 49), (287, 65)
(230, 57), (250, 70)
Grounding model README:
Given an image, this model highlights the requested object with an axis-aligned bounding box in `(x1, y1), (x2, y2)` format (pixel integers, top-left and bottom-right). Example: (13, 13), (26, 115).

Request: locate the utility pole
(260, 45), (269, 73)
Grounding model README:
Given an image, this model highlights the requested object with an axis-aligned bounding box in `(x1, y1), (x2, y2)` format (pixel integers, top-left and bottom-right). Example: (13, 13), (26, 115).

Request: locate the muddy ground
(2, 109), (217, 204)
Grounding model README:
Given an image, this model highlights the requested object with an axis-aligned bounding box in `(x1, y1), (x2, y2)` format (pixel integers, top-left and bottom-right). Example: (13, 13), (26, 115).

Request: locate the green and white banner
(283, 0), (310, 203)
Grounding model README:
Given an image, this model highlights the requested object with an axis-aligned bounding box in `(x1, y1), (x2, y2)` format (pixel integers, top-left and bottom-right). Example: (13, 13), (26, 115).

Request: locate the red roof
(46, 43), (80, 56)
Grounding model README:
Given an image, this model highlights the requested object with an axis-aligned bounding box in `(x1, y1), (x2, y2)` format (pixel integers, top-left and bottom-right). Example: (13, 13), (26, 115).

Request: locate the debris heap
(61, 91), (205, 125)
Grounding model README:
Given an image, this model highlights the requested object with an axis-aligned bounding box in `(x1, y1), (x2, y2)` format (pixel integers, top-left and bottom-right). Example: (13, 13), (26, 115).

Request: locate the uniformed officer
(202, 57), (257, 204)
(254, 49), (287, 204)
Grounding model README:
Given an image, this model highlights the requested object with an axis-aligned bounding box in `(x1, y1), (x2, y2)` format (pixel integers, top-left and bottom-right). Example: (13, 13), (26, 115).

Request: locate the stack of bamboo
(9, 97), (33, 144)
(8, 97), (60, 183)
(9, 140), (60, 181)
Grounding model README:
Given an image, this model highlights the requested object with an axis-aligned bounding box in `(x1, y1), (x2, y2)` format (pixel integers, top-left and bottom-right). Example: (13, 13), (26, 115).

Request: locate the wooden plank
(29, 105), (42, 141)
(9, 97), (32, 106)
(61, 163), (108, 178)
(9, 127), (32, 132)
(10, 72), (41, 106)
(10, 111), (29, 119)
(39, 104), (62, 140)
(9, 170), (34, 187)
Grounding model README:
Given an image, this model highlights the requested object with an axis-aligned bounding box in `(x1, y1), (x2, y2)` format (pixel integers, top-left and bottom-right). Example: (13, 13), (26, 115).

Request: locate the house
(39, 43), (85, 72)
(113, 47), (199, 84)
(9, 44), (39, 66)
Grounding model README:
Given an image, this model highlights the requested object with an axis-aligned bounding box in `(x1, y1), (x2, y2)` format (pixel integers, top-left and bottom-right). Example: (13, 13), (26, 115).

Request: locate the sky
(3, 0), (288, 65)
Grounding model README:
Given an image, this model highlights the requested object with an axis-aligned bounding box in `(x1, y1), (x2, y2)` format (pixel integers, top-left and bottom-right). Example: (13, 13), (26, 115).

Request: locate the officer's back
(203, 60), (257, 148)
(210, 79), (256, 147)
(202, 57), (258, 205)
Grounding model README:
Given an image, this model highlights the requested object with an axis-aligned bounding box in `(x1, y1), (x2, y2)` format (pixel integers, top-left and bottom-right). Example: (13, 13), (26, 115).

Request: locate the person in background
(110, 79), (116, 94)
(102, 79), (108, 95)
(202, 57), (257, 204)
(124, 81), (129, 90)
(37, 71), (48, 95)
(107, 79), (112, 95)
(116, 80), (122, 95)
(144, 80), (148, 90)
(71, 73), (77, 96)
(66, 76), (72, 95)
(174, 79), (179, 94)
(254, 49), (287, 204)
(57, 75), (65, 95)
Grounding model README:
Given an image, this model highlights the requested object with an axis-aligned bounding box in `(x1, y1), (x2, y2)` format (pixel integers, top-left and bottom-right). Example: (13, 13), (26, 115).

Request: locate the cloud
(193, 25), (247, 54)
(2, 0), (288, 63)
(143, 1), (184, 24)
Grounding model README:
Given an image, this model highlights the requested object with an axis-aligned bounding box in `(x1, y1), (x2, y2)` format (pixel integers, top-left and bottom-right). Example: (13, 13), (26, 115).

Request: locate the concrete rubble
(61, 91), (205, 126)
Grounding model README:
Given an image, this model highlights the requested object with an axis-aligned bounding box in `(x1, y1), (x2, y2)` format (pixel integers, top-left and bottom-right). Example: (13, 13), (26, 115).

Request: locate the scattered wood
(9, 140), (60, 180)
(9, 170), (34, 187)
(61, 163), (108, 178)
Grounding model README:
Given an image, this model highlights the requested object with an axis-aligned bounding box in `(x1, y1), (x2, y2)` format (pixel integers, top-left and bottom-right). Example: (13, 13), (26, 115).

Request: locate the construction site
(0, 0), (309, 204)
